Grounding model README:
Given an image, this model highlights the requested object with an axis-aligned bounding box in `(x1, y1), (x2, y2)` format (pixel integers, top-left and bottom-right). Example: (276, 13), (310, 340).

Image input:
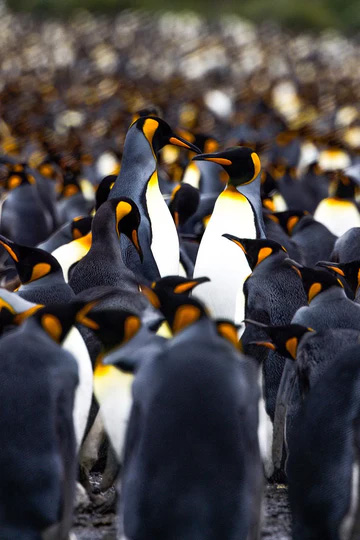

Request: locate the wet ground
(73, 482), (292, 539)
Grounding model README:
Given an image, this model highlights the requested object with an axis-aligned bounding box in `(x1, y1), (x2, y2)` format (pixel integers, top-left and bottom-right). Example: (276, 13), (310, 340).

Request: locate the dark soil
(73, 481), (292, 539)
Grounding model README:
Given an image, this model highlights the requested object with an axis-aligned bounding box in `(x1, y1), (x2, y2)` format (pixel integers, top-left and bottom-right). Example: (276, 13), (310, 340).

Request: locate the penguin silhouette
(109, 116), (200, 280)
(192, 146), (263, 323)
(69, 198), (142, 294)
(120, 291), (263, 540)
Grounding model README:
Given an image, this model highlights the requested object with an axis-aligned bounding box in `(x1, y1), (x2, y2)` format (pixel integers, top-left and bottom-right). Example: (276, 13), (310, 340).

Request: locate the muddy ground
(73, 482), (292, 539)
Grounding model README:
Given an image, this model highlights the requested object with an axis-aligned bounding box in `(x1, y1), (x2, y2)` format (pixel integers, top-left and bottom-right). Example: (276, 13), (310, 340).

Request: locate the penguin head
(245, 319), (314, 360)
(103, 198), (143, 261)
(223, 235), (287, 270)
(95, 174), (116, 210)
(215, 319), (242, 351)
(268, 210), (309, 235)
(142, 276), (209, 334)
(132, 106), (162, 123)
(287, 260), (344, 303)
(134, 116), (201, 156)
(169, 183), (200, 228)
(29, 299), (106, 344)
(5, 168), (36, 190)
(0, 235), (62, 284)
(316, 260), (360, 296)
(71, 216), (93, 240)
(75, 307), (141, 353)
(192, 146), (261, 187)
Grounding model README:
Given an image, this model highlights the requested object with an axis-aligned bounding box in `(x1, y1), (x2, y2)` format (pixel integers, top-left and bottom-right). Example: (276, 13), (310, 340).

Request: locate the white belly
(146, 172), (180, 277)
(52, 233), (92, 282)
(193, 189), (256, 321)
(314, 199), (360, 237)
(94, 365), (134, 460)
(63, 327), (93, 450)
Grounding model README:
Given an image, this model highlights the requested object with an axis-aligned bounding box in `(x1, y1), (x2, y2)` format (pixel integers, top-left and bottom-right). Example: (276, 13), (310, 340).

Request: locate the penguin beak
(192, 153), (232, 166)
(173, 276), (210, 294)
(222, 234), (247, 253)
(316, 261), (345, 277)
(248, 340), (276, 350)
(168, 135), (201, 154)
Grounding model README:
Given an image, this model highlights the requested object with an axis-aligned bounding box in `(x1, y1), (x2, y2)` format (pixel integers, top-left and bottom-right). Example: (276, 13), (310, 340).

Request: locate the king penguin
(192, 146), (263, 324)
(0, 300), (98, 539)
(119, 290), (263, 540)
(109, 116), (200, 281)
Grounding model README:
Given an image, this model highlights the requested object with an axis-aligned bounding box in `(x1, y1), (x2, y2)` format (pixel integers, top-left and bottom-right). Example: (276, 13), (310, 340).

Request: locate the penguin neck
(309, 286), (346, 306)
(91, 207), (122, 253)
(112, 125), (157, 199)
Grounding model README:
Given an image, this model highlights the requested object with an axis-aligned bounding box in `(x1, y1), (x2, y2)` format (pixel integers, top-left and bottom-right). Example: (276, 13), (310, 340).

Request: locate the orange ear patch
(308, 282), (322, 303)
(172, 304), (201, 334)
(217, 322), (239, 349)
(42, 314), (62, 342)
(0, 241), (19, 262)
(256, 247), (272, 266)
(250, 152), (261, 181)
(142, 286), (161, 309)
(124, 315), (141, 343)
(287, 216), (299, 235)
(285, 337), (298, 359)
(29, 263), (51, 283)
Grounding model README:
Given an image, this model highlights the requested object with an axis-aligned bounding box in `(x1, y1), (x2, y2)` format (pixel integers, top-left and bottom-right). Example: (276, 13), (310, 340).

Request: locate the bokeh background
(8, 0), (360, 31)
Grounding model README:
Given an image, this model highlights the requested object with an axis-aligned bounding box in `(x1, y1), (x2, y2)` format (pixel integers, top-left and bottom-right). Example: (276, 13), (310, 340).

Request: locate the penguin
(91, 309), (142, 462)
(168, 183), (200, 275)
(290, 263), (360, 331)
(95, 174), (116, 210)
(192, 146), (263, 323)
(248, 322), (360, 483)
(314, 171), (360, 237)
(37, 216), (92, 254)
(264, 212), (305, 263)
(0, 301), (97, 539)
(0, 234), (74, 305)
(51, 230), (92, 284)
(119, 292), (263, 540)
(109, 116), (200, 281)
(316, 260), (360, 300)
(287, 344), (360, 540)
(272, 210), (337, 267)
(299, 161), (329, 214)
(223, 236), (307, 422)
(57, 166), (92, 224)
(69, 197), (142, 294)
(331, 227), (360, 263)
(0, 167), (53, 246)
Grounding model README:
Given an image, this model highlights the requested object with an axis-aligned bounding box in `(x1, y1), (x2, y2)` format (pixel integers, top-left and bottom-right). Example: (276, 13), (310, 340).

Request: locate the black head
(77, 308), (141, 352)
(134, 116), (201, 156)
(288, 260), (344, 303)
(142, 276), (209, 334)
(97, 198), (143, 261)
(95, 174), (117, 210)
(316, 260), (360, 296)
(5, 168), (36, 190)
(246, 319), (313, 360)
(71, 216), (93, 240)
(30, 299), (108, 344)
(215, 319), (242, 351)
(0, 235), (62, 285)
(193, 146), (261, 187)
(132, 106), (162, 122)
(169, 183), (200, 228)
(223, 235), (287, 270)
(269, 210), (309, 236)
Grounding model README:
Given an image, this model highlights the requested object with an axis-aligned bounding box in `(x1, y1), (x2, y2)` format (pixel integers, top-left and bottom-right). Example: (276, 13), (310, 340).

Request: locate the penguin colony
(1, 7), (360, 540)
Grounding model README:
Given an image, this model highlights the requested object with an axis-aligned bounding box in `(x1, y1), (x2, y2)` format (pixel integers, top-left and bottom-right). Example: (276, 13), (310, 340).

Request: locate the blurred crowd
(0, 7), (359, 187)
